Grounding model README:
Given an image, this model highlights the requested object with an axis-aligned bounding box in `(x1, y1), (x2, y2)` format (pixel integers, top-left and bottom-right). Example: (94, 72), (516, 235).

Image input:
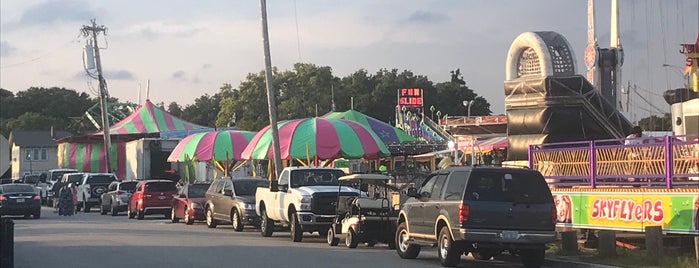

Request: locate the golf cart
(326, 173), (399, 249)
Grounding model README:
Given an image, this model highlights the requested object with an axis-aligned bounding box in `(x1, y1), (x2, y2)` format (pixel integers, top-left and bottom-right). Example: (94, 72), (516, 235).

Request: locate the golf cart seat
(354, 198), (388, 210)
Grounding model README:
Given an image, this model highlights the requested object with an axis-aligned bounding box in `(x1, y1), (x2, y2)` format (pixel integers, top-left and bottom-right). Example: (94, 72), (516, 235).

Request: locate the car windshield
(119, 182), (138, 192)
(187, 184), (210, 198)
(464, 170), (552, 203)
(67, 175), (83, 184)
(233, 180), (269, 196)
(51, 171), (75, 182)
(23, 175), (39, 184)
(86, 175), (117, 184)
(145, 182), (177, 192)
(290, 170), (346, 187)
(1, 184), (36, 193)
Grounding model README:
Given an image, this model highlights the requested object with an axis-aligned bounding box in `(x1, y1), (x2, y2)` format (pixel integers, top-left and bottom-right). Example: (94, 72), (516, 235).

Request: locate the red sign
(398, 88), (423, 108)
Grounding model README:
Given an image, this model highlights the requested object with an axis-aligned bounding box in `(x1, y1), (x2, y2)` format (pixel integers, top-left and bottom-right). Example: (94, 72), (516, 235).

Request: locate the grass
(546, 240), (699, 268)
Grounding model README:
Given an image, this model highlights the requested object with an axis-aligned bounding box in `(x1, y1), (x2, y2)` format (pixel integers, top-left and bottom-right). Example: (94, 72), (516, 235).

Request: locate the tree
(180, 94), (220, 127)
(430, 69), (491, 118)
(638, 113), (671, 131)
(5, 112), (64, 131)
(224, 71), (278, 131)
(277, 63), (337, 119)
(167, 102), (183, 117)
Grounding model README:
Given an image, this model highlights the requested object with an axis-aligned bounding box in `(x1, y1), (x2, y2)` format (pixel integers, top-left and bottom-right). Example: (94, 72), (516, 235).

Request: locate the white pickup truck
(255, 166), (360, 242)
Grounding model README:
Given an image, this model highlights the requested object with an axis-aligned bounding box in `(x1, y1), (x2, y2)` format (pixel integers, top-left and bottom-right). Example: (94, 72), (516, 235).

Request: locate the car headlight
(244, 203), (254, 210)
(298, 196), (312, 211)
(190, 203), (202, 209)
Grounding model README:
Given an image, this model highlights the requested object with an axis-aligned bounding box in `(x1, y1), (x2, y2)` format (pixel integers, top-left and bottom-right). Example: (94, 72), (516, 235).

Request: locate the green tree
(638, 113), (671, 131)
(225, 71), (276, 131)
(167, 102), (183, 117)
(430, 69), (491, 118)
(277, 63), (337, 119)
(180, 94), (220, 127)
(5, 112), (64, 131)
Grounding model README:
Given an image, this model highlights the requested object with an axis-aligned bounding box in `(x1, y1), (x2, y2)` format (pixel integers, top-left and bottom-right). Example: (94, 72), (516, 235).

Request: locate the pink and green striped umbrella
(241, 117), (390, 161)
(167, 130), (256, 162)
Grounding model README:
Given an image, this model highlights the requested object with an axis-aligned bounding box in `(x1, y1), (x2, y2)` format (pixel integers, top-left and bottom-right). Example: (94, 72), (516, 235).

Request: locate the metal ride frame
(529, 135), (699, 188)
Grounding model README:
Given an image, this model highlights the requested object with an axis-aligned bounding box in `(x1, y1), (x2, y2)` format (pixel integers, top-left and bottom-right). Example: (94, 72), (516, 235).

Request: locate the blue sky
(1, 0), (697, 121)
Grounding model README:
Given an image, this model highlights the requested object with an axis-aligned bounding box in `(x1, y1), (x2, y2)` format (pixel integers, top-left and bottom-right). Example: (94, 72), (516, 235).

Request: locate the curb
(545, 255), (620, 268)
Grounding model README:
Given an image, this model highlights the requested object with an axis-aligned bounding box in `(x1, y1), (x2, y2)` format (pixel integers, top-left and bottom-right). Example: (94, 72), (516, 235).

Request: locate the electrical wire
(0, 36), (81, 69)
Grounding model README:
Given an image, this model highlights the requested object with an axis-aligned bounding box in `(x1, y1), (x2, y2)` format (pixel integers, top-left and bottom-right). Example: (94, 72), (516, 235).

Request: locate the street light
(430, 105), (435, 121)
(462, 100), (475, 117)
(27, 152), (33, 175)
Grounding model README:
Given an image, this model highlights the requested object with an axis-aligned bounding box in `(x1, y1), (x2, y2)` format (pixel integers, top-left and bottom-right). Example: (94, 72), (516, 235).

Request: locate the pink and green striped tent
(57, 142), (127, 179)
(97, 99), (207, 135)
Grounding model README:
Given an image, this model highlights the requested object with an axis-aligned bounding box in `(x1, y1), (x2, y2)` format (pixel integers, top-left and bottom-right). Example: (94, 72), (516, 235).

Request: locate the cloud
(17, 0), (95, 26)
(172, 70), (187, 80)
(406, 11), (448, 24)
(0, 41), (17, 57)
(171, 70), (200, 84)
(104, 70), (134, 80)
(126, 22), (206, 40)
(202, 64), (212, 70)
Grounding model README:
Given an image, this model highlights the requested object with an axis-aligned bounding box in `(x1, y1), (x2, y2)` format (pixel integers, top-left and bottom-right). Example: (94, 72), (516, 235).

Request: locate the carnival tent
(460, 136), (508, 154)
(96, 99), (207, 135)
(324, 109), (417, 144)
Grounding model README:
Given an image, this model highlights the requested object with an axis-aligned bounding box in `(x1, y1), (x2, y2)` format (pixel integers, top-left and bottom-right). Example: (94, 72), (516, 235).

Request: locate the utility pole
(259, 0), (283, 179)
(81, 19), (112, 173)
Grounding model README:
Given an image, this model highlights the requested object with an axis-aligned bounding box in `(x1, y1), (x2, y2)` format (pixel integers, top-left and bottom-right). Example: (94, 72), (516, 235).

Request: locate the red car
(171, 182), (211, 225)
(128, 180), (178, 220)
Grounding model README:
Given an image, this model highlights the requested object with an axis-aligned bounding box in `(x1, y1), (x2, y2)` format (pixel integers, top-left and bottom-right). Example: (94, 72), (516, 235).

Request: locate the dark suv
(205, 177), (269, 231)
(395, 166), (556, 268)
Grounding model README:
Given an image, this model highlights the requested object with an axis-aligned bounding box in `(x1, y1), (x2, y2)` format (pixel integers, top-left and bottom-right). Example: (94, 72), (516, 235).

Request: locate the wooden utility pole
(259, 0), (283, 179)
(81, 19), (113, 173)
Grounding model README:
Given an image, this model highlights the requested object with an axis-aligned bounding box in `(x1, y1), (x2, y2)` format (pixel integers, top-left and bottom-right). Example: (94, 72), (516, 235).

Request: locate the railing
(529, 135), (699, 188)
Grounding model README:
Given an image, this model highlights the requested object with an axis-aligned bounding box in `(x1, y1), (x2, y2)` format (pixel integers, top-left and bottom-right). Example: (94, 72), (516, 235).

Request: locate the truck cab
(256, 167), (359, 242)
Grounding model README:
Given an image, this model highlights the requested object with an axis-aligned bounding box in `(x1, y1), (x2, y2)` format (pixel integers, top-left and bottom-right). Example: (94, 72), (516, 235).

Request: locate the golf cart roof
(338, 173), (393, 183)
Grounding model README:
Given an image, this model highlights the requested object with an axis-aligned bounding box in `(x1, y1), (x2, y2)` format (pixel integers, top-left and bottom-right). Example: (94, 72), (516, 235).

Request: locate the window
(429, 174), (448, 200)
(419, 175), (437, 198)
(34, 149), (39, 160)
(465, 170), (551, 203)
(279, 170), (289, 186)
(41, 149), (47, 160)
(444, 171), (468, 200)
(222, 181), (232, 194)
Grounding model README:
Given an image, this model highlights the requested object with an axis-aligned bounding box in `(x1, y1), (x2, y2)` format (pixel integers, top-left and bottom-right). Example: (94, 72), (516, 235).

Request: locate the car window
(279, 170), (289, 186)
(233, 180), (269, 196)
(1, 184), (36, 193)
(119, 182), (138, 192)
(429, 174), (449, 200)
(86, 175), (117, 184)
(188, 184), (210, 198)
(208, 181), (222, 194)
(418, 174), (437, 198)
(23, 175), (39, 184)
(108, 182), (117, 192)
(145, 182), (177, 192)
(465, 170), (552, 203)
(290, 170), (345, 187)
(222, 181), (233, 194)
(443, 171), (468, 201)
(68, 174), (83, 184)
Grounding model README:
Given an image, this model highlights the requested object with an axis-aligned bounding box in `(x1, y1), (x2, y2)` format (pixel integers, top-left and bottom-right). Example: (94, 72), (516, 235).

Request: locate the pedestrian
(624, 126), (644, 145)
(57, 183), (75, 216)
(70, 183), (79, 213)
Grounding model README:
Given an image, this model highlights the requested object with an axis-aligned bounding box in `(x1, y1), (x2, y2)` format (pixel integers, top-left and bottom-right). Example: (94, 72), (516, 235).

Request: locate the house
(8, 130), (71, 178)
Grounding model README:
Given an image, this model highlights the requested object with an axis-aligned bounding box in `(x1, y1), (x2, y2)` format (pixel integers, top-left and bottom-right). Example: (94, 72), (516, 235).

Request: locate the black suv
(204, 177), (269, 231)
(395, 166), (556, 268)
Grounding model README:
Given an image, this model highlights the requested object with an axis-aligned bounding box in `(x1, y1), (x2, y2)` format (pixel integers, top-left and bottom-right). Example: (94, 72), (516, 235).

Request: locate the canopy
(324, 110), (417, 144)
(167, 130), (256, 162)
(98, 99), (208, 135)
(241, 117), (391, 161)
(460, 136), (508, 154)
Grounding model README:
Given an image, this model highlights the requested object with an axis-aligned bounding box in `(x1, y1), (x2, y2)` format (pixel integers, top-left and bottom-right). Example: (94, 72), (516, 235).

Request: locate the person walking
(70, 183), (78, 214)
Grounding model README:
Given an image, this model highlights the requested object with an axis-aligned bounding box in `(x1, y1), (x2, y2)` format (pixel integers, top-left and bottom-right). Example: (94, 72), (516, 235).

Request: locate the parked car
(395, 166), (556, 268)
(45, 168), (78, 206)
(19, 174), (43, 197)
(100, 180), (138, 216)
(171, 182), (211, 225)
(77, 173), (118, 212)
(128, 180), (178, 220)
(0, 184), (41, 219)
(51, 172), (84, 207)
(205, 177), (269, 231)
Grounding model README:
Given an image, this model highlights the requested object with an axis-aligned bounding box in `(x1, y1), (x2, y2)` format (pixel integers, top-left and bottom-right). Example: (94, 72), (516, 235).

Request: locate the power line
(0, 37), (81, 69)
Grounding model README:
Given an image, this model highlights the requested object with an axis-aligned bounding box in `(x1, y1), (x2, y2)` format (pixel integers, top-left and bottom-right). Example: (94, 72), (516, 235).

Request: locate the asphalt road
(10, 206), (567, 268)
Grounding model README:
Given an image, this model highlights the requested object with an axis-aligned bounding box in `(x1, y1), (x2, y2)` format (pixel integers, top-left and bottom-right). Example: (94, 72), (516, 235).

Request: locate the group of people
(56, 183), (78, 216)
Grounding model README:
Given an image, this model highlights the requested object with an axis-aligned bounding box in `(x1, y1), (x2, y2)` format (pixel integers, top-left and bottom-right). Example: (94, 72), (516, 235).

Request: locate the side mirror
(406, 187), (418, 198)
(270, 181), (279, 192)
(223, 189), (233, 196)
(419, 191), (430, 201)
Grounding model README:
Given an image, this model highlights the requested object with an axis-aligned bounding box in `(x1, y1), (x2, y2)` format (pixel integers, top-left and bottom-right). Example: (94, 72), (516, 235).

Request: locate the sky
(1, 0), (698, 121)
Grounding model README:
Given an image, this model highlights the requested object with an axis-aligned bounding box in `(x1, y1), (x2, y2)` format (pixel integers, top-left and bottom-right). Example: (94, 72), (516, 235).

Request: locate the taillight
(33, 195), (41, 200)
(458, 203), (470, 223)
(0, 195), (6, 201)
(551, 206), (557, 225)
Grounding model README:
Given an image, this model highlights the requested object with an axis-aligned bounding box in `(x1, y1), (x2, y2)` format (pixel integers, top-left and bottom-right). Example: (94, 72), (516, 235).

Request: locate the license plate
(16, 198), (25, 203)
(158, 196), (166, 200)
(501, 231), (519, 240)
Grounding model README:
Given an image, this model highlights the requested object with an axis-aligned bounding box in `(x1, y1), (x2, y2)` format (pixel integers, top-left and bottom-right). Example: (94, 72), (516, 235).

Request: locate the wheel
(345, 228), (359, 248)
(520, 248), (545, 268)
(290, 212), (303, 242)
(327, 227), (339, 246)
(24, 214), (30, 219)
(100, 204), (108, 215)
(184, 208), (194, 225)
(260, 208), (274, 237)
(438, 226), (461, 267)
(171, 207), (180, 223)
(137, 209), (145, 220)
(110, 203), (118, 216)
(231, 209), (243, 232)
(128, 207), (135, 219)
(33, 211), (41, 219)
(205, 208), (217, 228)
(395, 222), (420, 259)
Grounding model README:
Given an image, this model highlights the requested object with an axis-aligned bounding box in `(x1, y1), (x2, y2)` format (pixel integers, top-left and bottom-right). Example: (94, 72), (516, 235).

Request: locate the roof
(9, 130), (71, 147)
(324, 109), (417, 144)
(96, 99), (208, 135)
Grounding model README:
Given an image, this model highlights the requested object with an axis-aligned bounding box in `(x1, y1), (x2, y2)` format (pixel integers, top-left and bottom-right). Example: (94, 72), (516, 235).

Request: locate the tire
(205, 208), (217, 228)
(110, 203), (118, 216)
(171, 207), (180, 223)
(327, 228), (339, 246)
(33, 211), (41, 219)
(520, 248), (545, 268)
(290, 212), (303, 242)
(137, 209), (145, 220)
(345, 228), (359, 248)
(231, 209), (243, 232)
(438, 226), (461, 267)
(184, 208), (194, 225)
(100, 204), (108, 215)
(260, 208), (274, 237)
(395, 222), (420, 259)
